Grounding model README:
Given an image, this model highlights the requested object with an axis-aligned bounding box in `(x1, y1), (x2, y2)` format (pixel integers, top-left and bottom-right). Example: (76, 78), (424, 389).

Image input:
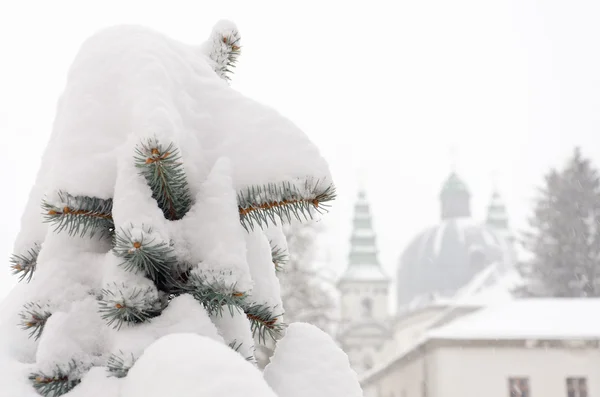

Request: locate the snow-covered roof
(428, 298), (600, 340)
(396, 260), (518, 317)
(351, 245), (378, 254)
(451, 262), (519, 305)
(338, 320), (393, 340)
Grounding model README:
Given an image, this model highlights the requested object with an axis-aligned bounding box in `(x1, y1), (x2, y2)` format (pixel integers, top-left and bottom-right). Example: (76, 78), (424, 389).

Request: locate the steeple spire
(349, 189), (378, 266)
(486, 189), (509, 231)
(339, 189), (388, 281)
(485, 187), (515, 263)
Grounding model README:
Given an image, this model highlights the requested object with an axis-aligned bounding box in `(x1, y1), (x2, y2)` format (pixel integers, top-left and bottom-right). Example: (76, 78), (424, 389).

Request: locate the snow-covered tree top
(40, 24), (331, 199)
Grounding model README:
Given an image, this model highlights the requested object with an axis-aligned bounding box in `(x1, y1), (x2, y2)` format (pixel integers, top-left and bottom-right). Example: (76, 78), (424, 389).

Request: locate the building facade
(360, 300), (600, 397)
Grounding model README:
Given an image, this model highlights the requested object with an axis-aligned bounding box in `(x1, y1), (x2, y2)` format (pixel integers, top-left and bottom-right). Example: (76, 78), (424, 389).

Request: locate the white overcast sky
(1, 0), (600, 299)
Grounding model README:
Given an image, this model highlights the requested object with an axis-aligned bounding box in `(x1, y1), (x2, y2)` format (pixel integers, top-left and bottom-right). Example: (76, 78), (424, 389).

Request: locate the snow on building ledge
(337, 265), (390, 283)
(428, 298), (600, 341)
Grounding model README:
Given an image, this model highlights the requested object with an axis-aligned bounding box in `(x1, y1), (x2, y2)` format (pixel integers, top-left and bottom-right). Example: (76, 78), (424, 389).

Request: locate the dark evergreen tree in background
(517, 147), (600, 297)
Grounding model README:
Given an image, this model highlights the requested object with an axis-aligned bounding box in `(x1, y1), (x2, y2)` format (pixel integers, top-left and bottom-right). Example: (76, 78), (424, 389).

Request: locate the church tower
(337, 189), (390, 373)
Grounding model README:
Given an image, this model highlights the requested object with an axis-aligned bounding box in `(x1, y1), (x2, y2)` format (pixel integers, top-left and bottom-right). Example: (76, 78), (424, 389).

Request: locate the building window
(509, 378), (530, 397)
(361, 298), (373, 317)
(567, 378), (587, 397)
(364, 355), (373, 370)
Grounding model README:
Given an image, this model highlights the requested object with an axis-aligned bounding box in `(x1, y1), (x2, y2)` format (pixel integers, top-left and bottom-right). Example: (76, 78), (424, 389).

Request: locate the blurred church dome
(396, 172), (514, 308)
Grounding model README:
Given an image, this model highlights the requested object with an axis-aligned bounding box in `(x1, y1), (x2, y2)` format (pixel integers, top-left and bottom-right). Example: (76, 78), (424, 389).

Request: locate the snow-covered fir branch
(134, 138), (192, 221)
(29, 360), (87, 397)
(238, 180), (336, 230)
(42, 191), (114, 239)
(10, 242), (40, 282)
(113, 226), (179, 291)
(18, 301), (52, 340)
(98, 283), (164, 329)
(106, 351), (137, 378)
(203, 20), (241, 81)
(270, 243), (288, 271)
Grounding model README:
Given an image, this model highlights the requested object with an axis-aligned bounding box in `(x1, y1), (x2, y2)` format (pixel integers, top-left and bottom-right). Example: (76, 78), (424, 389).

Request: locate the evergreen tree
(0, 22), (361, 397)
(517, 147), (600, 297)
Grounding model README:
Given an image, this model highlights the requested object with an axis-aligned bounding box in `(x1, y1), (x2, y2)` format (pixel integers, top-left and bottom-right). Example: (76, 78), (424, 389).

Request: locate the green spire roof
(339, 189), (388, 283)
(440, 172), (470, 196)
(486, 190), (509, 230)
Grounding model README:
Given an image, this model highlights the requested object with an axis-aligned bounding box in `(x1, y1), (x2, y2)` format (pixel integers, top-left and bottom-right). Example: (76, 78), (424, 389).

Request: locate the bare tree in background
(279, 220), (337, 332)
(256, 220), (337, 367)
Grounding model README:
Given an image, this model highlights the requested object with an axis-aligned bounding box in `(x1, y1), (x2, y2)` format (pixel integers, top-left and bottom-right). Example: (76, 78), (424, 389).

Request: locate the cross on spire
(491, 170), (499, 192)
(357, 167), (367, 191)
(449, 145), (458, 173)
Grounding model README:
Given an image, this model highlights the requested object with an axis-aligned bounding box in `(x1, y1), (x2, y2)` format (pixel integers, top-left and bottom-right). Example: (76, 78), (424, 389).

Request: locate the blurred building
(336, 172), (600, 397)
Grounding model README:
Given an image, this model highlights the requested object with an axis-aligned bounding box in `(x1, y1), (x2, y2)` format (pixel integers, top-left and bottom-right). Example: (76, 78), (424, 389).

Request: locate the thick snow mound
(182, 157), (252, 291)
(41, 24), (331, 199)
(35, 297), (106, 374)
(63, 367), (121, 397)
(0, 358), (37, 397)
(0, 283), (37, 362)
(121, 333), (277, 397)
(264, 323), (362, 397)
(109, 294), (223, 359)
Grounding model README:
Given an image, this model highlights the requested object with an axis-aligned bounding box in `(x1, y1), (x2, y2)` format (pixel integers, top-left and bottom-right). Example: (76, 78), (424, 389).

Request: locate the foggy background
(1, 0), (600, 300)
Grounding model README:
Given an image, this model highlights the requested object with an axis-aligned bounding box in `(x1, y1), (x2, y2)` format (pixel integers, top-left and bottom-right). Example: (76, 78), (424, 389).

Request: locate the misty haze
(0, 1), (599, 397)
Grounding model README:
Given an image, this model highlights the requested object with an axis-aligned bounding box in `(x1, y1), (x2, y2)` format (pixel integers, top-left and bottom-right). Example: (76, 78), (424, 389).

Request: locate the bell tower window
(361, 297), (373, 317)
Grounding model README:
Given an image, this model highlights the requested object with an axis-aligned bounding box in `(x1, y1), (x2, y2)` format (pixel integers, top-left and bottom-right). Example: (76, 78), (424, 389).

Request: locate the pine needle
(19, 302), (52, 340)
(29, 360), (83, 397)
(270, 244), (288, 271)
(10, 243), (41, 282)
(98, 284), (164, 329)
(107, 351), (136, 378)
